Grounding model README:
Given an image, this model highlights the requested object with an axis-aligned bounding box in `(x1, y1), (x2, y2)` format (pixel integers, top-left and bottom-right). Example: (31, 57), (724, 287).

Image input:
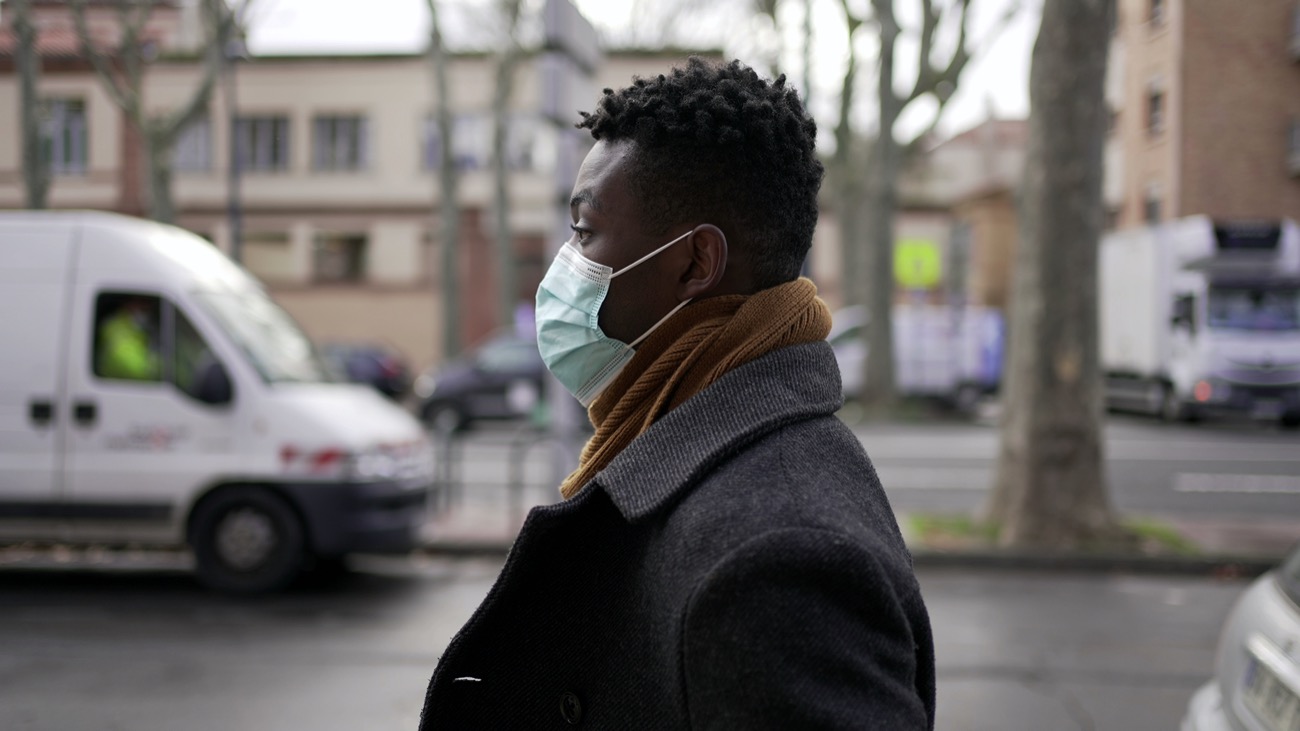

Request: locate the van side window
(173, 307), (220, 400)
(1172, 294), (1197, 334)
(94, 293), (163, 382)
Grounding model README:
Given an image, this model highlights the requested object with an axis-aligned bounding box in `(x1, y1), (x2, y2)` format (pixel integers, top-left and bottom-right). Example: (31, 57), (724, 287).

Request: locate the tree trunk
(985, 0), (1119, 549)
(490, 0), (523, 332)
(832, 2), (861, 308)
(859, 1), (902, 411)
(145, 124), (176, 223)
(428, 0), (461, 360)
(14, 0), (50, 209)
(861, 129), (900, 410)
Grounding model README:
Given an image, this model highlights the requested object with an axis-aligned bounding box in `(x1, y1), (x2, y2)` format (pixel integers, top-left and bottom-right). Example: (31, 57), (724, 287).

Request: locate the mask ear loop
(628, 298), (693, 348)
(610, 229), (693, 279)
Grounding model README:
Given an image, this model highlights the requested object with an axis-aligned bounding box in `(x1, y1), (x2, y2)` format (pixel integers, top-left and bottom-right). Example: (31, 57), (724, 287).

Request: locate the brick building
(1109, 0), (1300, 228)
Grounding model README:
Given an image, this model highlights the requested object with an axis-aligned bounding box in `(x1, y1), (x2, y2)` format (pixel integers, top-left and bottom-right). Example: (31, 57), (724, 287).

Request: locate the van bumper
(279, 478), (432, 555)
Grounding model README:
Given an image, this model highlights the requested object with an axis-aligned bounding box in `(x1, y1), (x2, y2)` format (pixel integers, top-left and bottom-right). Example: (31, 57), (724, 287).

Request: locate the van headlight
(349, 450), (400, 481)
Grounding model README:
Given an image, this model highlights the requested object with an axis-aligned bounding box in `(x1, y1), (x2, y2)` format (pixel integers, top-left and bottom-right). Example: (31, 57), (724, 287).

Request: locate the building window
(1289, 119), (1300, 176)
(453, 114), (489, 170)
(242, 232), (294, 282)
(423, 114), (540, 172)
(42, 98), (88, 175)
(313, 115), (369, 171)
(313, 233), (367, 283)
(235, 115), (290, 172)
(1149, 0), (1165, 27)
(173, 114), (212, 172)
(1292, 4), (1300, 57)
(1146, 89), (1164, 136)
(1143, 185), (1162, 225)
(504, 115), (541, 171)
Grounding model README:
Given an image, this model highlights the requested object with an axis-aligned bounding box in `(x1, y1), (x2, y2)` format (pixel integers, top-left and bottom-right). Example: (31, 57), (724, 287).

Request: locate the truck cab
(1102, 217), (1300, 425)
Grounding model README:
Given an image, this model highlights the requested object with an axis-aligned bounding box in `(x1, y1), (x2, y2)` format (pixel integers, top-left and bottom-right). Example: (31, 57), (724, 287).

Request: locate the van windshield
(1207, 286), (1300, 332)
(196, 291), (333, 383)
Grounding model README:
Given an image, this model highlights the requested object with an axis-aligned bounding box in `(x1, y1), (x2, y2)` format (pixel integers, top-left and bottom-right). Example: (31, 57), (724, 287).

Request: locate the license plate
(1254, 399), (1283, 419)
(1244, 656), (1300, 731)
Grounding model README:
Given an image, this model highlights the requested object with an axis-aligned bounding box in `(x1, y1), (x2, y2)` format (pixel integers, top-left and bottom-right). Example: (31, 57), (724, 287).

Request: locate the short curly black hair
(576, 57), (823, 290)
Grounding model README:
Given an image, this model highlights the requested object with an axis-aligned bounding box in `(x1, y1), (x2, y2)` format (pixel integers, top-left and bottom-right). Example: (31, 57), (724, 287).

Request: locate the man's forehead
(569, 188), (602, 213)
(570, 140), (635, 212)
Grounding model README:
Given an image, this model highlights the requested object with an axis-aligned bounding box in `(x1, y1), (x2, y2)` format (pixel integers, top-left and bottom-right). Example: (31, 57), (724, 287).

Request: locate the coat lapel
(590, 340), (844, 523)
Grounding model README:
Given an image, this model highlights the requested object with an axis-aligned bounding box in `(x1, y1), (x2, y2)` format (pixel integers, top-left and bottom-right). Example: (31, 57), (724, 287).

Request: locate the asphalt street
(0, 555), (1250, 731)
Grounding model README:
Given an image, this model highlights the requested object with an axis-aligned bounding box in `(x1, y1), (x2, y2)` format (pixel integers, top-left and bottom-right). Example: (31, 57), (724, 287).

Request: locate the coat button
(559, 692), (583, 725)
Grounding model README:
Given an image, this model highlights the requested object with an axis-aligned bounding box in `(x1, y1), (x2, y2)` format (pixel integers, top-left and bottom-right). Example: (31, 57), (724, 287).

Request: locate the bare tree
(856, 0), (1007, 412)
(427, 0), (462, 359)
(984, 0), (1121, 549)
(70, 0), (232, 223)
(490, 0), (525, 332)
(12, 0), (50, 209)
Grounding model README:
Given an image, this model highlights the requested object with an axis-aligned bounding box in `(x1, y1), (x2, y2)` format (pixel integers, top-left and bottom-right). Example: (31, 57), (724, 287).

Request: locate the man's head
(577, 57), (822, 291)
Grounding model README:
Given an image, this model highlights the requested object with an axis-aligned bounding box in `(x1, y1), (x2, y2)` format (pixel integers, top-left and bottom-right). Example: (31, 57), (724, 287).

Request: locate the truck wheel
(1159, 384), (1185, 423)
(191, 487), (307, 594)
(951, 383), (983, 417)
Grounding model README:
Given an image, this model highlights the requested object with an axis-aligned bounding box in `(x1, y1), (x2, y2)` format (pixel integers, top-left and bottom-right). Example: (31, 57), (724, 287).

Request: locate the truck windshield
(1207, 286), (1300, 331)
(196, 291), (334, 383)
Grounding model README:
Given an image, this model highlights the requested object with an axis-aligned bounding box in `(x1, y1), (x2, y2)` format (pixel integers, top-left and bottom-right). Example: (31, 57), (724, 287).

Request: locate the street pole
(224, 36), (244, 263)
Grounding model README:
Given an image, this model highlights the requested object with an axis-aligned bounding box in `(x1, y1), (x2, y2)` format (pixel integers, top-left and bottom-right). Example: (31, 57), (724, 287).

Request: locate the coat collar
(590, 340), (845, 523)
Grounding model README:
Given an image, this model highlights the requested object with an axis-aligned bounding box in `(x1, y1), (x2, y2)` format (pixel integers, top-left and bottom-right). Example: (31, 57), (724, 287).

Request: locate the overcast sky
(242, 0), (1039, 139)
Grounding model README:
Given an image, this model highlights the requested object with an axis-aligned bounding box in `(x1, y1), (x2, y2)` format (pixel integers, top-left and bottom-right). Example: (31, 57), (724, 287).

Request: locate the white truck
(828, 304), (1004, 412)
(1100, 216), (1300, 425)
(0, 211), (437, 591)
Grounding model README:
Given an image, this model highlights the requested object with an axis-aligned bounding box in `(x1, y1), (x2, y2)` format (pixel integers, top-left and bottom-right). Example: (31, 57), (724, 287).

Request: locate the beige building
(1108, 0), (1300, 228)
(0, 2), (716, 370)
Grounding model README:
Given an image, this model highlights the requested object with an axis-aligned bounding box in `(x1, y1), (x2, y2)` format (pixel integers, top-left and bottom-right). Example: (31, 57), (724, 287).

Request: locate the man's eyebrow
(569, 189), (600, 213)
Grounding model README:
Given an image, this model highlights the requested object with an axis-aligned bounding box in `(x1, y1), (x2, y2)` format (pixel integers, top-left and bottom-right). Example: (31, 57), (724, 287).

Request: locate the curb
(417, 540), (1286, 577)
(908, 549), (1280, 578)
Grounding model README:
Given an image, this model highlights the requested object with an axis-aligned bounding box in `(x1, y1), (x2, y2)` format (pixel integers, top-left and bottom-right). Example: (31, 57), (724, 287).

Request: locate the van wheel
(191, 487), (307, 594)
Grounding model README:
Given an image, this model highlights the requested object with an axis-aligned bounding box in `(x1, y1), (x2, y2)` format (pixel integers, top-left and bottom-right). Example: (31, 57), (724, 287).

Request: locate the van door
(62, 289), (240, 545)
(0, 222), (74, 540)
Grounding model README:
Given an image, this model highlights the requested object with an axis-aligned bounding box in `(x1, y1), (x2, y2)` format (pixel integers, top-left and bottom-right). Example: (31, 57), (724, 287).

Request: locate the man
(419, 58), (935, 729)
(97, 296), (160, 381)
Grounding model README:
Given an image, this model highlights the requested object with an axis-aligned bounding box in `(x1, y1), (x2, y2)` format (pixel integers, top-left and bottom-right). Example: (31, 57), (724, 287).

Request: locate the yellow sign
(894, 238), (942, 289)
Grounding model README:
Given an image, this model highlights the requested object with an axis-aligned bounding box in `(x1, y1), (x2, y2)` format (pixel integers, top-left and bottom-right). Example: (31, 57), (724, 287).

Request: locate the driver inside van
(97, 296), (161, 381)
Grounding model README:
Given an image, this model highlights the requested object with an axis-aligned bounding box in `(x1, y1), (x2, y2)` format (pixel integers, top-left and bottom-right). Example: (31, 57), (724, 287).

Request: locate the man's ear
(678, 224), (727, 299)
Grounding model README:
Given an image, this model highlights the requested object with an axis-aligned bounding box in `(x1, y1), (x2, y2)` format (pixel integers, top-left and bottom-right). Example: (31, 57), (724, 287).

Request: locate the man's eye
(569, 225), (590, 243)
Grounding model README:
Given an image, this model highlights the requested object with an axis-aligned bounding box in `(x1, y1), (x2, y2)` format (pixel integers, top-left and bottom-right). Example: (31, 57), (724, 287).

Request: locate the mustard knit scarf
(558, 277), (833, 499)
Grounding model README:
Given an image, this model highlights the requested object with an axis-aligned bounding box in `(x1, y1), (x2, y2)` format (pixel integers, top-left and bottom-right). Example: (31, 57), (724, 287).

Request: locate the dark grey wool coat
(419, 340), (935, 730)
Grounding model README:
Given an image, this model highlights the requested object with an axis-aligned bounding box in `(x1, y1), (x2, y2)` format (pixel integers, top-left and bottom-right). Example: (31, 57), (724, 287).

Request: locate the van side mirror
(194, 358), (234, 406)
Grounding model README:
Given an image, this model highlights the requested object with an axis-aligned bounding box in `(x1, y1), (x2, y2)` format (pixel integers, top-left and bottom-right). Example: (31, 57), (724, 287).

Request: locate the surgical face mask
(535, 230), (693, 406)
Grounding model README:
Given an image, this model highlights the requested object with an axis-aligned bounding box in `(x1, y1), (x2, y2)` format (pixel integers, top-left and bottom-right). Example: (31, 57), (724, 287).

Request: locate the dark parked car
(318, 343), (412, 399)
(413, 334), (552, 432)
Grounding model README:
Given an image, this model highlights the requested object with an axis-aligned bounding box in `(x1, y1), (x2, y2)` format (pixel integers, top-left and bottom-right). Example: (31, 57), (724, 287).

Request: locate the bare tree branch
(70, 0), (138, 116)
(903, 0), (969, 107)
(158, 0), (232, 144)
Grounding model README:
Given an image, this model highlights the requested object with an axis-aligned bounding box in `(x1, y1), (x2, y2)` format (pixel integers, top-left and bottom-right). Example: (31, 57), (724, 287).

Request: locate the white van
(0, 211), (437, 592)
